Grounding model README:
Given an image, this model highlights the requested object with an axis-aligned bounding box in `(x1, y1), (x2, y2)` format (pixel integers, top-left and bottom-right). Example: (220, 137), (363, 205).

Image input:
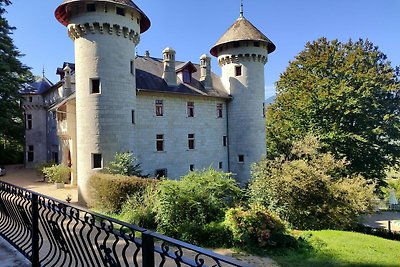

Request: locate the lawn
(268, 230), (400, 267)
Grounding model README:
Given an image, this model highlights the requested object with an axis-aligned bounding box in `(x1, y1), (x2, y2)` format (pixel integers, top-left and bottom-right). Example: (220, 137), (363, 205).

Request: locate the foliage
(42, 164), (70, 183)
(118, 183), (158, 229)
(36, 162), (56, 176)
(89, 172), (157, 213)
(267, 37), (400, 184)
(0, 0), (33, 164)
(250, 135), (376, 230)
(269, 230), (400, 267)
(154, 168), (243, 242)
(381, 178), (400, 201)
(104, 152), (147, 177)
(223, 204), (290, 248)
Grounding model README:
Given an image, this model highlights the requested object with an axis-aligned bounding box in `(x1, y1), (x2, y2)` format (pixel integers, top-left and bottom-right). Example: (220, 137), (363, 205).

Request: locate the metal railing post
(142, 231), (155, 267)
(31, 193), (40, 267)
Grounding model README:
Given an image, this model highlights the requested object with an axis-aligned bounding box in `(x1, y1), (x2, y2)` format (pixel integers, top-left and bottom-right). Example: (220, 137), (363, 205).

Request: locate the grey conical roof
(210, 16), (275, 57)
(55, 0), (150, 33)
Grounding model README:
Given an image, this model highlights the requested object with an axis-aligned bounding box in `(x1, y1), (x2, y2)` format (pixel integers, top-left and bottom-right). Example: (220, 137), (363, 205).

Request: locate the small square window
(155, 169), (167, 179)
(116, 6), (125, 16)
(91, 78), (100, 94)
(238, 155), (245, 163)
(218, 162), (223, 169)
(216, 103), (223, 118)
(155, 100), (163, 116)
(235, 65), (242, 76)
(28, 96), (33, 102)
(156, 134), (164, 152)
(86, 3), (96, 12)
(189, 164), (194, 171)
(223, 136), (227, 147)
(187, 102), (194, 117)
(188, 134), (195, 150)
(92, 153), (102, 169)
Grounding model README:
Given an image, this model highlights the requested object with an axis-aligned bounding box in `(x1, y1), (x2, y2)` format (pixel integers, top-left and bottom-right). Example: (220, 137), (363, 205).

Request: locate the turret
(55, 0), (150, 204)
(162, 47), (177, 86)
(210, 5), (275, 185)
(200, 54), (212, 90)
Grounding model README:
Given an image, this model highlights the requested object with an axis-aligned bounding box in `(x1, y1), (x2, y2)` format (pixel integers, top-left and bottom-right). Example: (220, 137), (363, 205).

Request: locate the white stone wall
(219, 45), (268, 185)
(135, 93), (229, 179)
(69, 6), (140, 204)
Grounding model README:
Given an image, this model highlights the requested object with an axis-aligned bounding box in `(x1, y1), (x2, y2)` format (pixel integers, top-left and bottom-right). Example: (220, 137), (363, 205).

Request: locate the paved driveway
(361, 211), (400, 232)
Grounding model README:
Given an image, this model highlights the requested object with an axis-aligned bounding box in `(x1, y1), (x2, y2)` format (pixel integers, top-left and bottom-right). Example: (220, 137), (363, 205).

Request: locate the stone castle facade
(21, 0), (275, 204)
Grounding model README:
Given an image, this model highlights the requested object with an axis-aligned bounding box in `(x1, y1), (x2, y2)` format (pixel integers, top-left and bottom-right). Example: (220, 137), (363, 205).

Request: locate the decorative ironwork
(0, 181), (251, 266)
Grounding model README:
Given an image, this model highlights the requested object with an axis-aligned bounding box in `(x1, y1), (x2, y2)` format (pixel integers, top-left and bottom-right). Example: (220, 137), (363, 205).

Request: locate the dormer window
(183, 70), (191, 84)
(176, 61), (197, 85)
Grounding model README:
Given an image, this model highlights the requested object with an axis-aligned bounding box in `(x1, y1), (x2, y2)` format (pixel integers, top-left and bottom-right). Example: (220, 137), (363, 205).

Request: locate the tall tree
(0, 0), (32, 163)
(267, 38), (400, 184)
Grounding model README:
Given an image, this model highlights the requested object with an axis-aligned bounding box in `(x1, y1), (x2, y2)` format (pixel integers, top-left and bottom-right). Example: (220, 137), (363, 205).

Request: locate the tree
(0, 0), (32, 164)
(104, 152), (146, 177)
(267, 38), (400, 184)
(250, 135), (376, 230)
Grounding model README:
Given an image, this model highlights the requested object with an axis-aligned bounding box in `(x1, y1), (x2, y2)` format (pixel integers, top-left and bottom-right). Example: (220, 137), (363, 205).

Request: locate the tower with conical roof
(210, 4), (275, 184)
(55, 0), (150, 204)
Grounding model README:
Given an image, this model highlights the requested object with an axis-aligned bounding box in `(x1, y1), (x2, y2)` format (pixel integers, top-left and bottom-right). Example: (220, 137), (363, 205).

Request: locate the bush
(42, 164), (70, 183)
(154, 168), (243, 242)
(118, 183), (158, 229)
(89, 173), (158, 213)
(36, 162), (56, 176)
(224, 204), (289, 248)
(250, 135), (376, 230)
(104, 152), (147, 177)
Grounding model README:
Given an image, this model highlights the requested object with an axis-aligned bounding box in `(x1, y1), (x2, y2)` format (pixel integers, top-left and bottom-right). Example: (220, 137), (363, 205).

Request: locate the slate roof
(20, 76), (54, 95)
(210, 16), (276, 57)
(135, 56), (230, 99)
(55, 0), (151, 33)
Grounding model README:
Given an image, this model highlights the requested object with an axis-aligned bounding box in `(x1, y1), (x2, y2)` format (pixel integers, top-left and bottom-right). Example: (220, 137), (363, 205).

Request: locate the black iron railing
(0, 181), (250, 267)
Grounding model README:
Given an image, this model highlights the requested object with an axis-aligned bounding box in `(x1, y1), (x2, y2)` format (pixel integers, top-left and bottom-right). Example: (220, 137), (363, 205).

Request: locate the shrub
(154, 168), (243, 242)
(224, 204), (289, 248)
(250, 135), (376, 230)
(36, 161), (56, 177)
(104, 152), (147, 177)
(118, 183), (158, 229)
(42, 164), (70, 183)
(89, 173), (158, 213)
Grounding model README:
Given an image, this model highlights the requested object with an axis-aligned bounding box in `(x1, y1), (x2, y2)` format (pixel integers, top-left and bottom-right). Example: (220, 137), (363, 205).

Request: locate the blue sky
(5, 0), (400, 98)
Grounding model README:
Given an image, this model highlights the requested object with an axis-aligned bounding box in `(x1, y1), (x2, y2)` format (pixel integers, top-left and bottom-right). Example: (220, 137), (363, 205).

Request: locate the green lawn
(269, 230), (400, 267)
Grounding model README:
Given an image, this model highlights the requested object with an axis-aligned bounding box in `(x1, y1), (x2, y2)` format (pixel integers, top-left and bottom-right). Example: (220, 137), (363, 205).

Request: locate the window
(26, 114), (32, 130)
(116, 6), (125, 16)
(189, 164), (195, 171)
(27, 145), (34, 162)
(91, 78), (100, 94)
(182, 70), (191, 83)
(155, 169), (167, 179)
(218, 162), (223, 169)
(155, 100), (163, 116)
(263, 103), (266, 118)
(216, 103), (223, 118)
(52, 111), (56, 120)
(28, 96), (33, 102)
(86, 3), (96, 12)
(130, 60), (134, 75)
(187, 102), (194, 117)
(131, 110), (135, 124)
(223, 136), (227, 147)
(188, 134), (195, 150)
(92, 153), (102, 169)
(238, 155), (245, 163)
(235, 65), (242, 76)
(52, 152), (59, 164)
(156, 134), (164, 151)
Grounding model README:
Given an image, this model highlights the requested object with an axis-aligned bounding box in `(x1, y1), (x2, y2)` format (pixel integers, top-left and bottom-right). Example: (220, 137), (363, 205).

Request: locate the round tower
(55, 0), (150, 204)
(210, 10), (275, 185)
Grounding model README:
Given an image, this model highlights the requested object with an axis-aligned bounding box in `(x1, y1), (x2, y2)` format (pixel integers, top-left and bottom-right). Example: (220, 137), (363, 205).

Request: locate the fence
(0, 181), (250, 267)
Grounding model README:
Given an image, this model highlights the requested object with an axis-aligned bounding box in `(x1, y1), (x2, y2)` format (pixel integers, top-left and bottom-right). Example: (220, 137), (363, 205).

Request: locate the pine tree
(0, 0), (32, 164)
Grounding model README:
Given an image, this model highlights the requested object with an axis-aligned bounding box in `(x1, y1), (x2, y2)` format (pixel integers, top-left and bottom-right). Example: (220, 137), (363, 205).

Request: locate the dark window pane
(93, 154), (102, 168)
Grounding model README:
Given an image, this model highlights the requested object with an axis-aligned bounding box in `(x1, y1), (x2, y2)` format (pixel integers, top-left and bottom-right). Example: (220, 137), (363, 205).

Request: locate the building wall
(135, 93), (229, 179)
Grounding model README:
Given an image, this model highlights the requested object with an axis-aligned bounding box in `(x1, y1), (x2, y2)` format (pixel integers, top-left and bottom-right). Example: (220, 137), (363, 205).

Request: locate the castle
(21, 0), (275, 204)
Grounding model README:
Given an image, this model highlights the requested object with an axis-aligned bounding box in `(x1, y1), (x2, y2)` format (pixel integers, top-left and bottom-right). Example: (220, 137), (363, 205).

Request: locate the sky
(5, 0), (400, 98)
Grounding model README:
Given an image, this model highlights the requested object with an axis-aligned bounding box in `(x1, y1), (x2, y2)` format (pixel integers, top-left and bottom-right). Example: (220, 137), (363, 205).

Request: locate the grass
(268, 230), (400, 267)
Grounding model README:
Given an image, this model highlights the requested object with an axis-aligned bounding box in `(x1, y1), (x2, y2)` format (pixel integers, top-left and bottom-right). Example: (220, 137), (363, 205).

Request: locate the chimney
(200, 54), (212, 90)
(162, 47), (177, 86)
(145, 50), (150, 58)
(63, 64), (72, 97)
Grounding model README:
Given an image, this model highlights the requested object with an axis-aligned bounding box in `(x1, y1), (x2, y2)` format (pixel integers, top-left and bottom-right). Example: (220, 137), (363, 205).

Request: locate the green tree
(267, 38), (400, 183)
(104, 152), (146, 177)
(0, 0), (32, 164)
(250, 135), (376, 230)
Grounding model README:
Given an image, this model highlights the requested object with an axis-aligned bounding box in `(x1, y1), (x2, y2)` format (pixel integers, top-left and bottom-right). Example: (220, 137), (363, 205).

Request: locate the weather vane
(240, 0), (244, 17)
